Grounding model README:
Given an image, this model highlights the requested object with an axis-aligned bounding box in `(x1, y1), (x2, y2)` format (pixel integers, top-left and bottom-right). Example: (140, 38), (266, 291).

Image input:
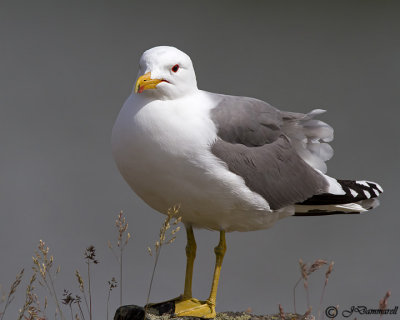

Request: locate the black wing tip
(294, 210), (361, 216)
(298, 179), (383, 206)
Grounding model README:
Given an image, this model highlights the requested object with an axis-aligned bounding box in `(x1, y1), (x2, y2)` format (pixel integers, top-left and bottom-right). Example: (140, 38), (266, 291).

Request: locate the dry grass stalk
(74, 270), (89, 316)
(318, 261), (334, 319)
(299, 259), (308, 281)
(32, 240), (64, 320)
(278, 304), (285, 320)
(61, 290), (85, 320)
(0, 268), (24, 320)
(62, 289), (75, 320)
(106, 277), (118, 320)
(83, 246), (99, 320)
(379, 291), (391, 320)
(74, 295), (85, 320)
(294, 259), (332, 316)
(293, 259), (308, 313)
(145, 205), (182, 318)
(69, 294), (85, 320)
(108, 210), (131, 306)
(308, 260), (327, 274)
(17, 273), (43, 320)
(293, 277), (301, 312)
(325, 262), (334, 285)
(379, 290), (391, 310)
(299, 259), (311, 309)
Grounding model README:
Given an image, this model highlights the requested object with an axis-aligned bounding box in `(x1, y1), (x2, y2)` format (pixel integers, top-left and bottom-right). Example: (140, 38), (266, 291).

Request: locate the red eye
(172, 64), (179, 73)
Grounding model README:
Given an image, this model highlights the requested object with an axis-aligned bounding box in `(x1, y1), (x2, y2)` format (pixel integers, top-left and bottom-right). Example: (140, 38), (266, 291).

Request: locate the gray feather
(210, 94), (282, 146)
(209, 94), (329, 210)
(211, 136), (328, 210)
(281, 109), (334, 173)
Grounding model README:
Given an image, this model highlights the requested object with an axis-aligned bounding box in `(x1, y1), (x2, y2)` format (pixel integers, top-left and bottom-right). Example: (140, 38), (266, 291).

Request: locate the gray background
(1, 1), (399, 319)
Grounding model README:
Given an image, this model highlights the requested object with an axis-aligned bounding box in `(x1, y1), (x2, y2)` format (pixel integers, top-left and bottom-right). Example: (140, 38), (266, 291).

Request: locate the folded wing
(209, 94), (330, 211)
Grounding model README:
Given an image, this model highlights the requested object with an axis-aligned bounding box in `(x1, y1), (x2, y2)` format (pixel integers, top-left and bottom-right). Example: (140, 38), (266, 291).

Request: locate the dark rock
(114, 305), (145, 320)
(146, 300), (175, 315)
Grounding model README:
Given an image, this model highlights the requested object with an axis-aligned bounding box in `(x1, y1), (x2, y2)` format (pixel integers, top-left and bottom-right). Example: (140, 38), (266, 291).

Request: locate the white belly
(112, 93), (289, 232)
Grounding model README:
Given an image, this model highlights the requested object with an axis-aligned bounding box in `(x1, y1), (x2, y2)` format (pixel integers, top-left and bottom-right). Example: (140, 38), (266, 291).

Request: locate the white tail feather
(295, 198), (380, 214)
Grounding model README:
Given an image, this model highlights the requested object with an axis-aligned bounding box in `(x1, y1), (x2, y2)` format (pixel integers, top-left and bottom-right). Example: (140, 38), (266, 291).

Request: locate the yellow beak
(134, 72), (163, 94)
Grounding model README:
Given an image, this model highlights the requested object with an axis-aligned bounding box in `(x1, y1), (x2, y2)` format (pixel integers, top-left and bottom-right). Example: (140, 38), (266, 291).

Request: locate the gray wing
(209, 94), (328, 210)
(210, 94), (282, 146)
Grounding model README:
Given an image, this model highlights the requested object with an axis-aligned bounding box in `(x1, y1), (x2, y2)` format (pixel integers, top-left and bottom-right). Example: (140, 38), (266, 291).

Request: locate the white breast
(112, 91), (280, 232)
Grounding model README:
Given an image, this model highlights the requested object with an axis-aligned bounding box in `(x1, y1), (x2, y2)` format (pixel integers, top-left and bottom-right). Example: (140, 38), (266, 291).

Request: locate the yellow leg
(183, 225), (196, 298)
(207, 230), (226, 307)
(175, 230), (226, 318)
(146, 226), (197, 310)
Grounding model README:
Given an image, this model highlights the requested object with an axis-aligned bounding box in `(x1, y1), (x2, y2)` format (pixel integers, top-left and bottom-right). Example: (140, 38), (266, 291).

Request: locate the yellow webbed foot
(175, 298), (216, 318)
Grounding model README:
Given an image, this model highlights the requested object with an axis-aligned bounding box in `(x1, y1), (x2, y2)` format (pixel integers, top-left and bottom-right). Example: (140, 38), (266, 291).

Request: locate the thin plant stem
(75, 270), (89, 314)
(1, 295), (12, 319)
(144, 205), (181, 320)
(77, 301), (85, 320)
(145, 247), (162, 319)
(82, 245), (98, 320)
(120, 248), (122, 306)
(147, 249), (161, 303)
(69, 305), (73, 320)
(305, 284), (310, 310)
(293, 277), (301, 314)
(48, 274), (64, 320)
(87, 263), (92, 320)
(80, 286), (89, 315)
(107, 292), (110, 320)
(0, 298), (10, 320)
(319, 261), (334, 320)
(109, 211), (131, 306)
(17, 273), (37, 320)
(41, 275), (61, 319)
(33, 240), (65, 320)
(318, 282), (328, 320)
(0, 269), (24, 320)
(106, 277), (117, 320)
(82, 292), (89, 315)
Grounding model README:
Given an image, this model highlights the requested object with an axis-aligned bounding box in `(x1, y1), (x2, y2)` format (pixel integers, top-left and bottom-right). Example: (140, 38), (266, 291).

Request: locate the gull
(112, 46), (383, 318)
